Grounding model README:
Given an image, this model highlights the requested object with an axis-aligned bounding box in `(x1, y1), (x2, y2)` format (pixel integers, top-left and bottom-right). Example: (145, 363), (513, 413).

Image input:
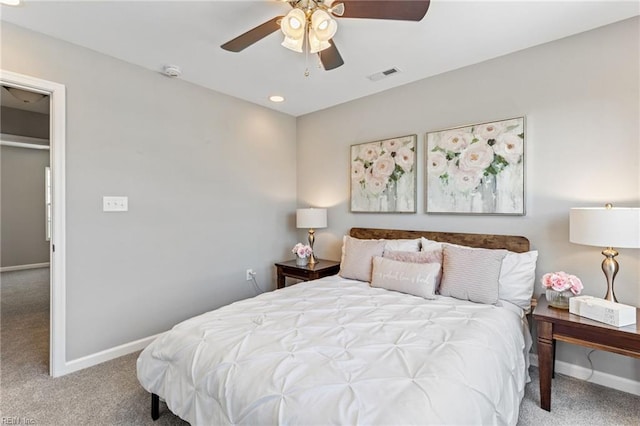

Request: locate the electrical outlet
(246, 269), (255, 281)
(103, 196), (128, 212)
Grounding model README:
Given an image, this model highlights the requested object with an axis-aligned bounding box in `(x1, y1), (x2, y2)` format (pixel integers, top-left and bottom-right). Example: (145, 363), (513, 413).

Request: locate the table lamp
(296, 208), (327, 265)
(569, 204), (640, 302)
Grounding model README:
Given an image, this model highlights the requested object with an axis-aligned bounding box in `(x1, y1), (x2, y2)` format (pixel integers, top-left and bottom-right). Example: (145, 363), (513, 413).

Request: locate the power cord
(250, 273), (263, 295)
(585, 349), (596, 381)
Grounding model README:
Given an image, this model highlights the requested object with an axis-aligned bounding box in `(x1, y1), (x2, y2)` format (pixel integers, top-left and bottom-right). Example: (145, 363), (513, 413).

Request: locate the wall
(1, 105), (50, 139)
(1, 107), (51, 268)
(1, 23), (298, 360)
(297, 18), (639, 387)
(0, 146), (50, 268)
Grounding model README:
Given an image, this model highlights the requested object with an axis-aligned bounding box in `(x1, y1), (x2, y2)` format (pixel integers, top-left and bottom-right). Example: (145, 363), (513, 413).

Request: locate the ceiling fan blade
(319, 40), (344, 71)
(339, 0), (430, 21)
(221, 16), (284, 52)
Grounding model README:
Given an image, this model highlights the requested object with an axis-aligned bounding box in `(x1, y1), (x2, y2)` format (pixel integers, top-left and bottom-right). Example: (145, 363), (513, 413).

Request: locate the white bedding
(137, 275), (529, 425)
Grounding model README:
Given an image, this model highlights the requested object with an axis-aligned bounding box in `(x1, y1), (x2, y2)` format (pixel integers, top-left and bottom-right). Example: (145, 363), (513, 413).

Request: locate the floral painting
(426, 117), (525, 215)
(351, 135), (417, 213)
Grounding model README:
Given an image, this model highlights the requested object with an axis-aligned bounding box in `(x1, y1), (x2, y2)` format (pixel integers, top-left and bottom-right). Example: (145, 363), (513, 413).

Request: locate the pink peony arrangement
(292, 243), (312, 258)
(541, 271), (583, 295)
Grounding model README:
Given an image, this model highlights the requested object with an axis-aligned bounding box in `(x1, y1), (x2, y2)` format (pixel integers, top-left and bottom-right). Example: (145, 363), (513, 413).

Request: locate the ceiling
(1, 1), (638, 117)
(1, 85), (50, 114)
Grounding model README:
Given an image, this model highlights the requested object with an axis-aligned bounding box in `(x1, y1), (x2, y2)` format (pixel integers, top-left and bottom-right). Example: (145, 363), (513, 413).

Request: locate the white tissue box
(569, 296), (636, 327)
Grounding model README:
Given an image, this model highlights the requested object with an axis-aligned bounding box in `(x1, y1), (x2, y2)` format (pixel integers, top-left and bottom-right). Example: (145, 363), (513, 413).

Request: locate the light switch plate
(103, 196), (128, 212)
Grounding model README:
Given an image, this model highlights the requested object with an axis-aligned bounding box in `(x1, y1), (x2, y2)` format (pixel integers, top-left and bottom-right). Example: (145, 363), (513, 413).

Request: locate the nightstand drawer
(274, 259), (340, 289)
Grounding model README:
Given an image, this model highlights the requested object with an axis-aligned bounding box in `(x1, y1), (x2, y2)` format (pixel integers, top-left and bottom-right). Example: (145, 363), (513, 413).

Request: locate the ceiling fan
(221, 0), (431, 71)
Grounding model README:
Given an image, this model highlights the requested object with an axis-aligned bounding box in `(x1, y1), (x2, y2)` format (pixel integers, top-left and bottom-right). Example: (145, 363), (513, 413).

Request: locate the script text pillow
(439, 244), (507, 304)
(339, 236), (386, 282)
(383, 249), (443, 288)
(371, 257), (440, 299)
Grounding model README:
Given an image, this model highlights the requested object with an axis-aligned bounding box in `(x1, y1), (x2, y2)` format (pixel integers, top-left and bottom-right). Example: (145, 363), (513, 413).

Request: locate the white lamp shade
(308, 30), (331, 53)
(281, 36), (304, 52)
(296, 208), (327, 229)
(570, 207), (640, 248)
(310, 10), (337, 41)
(281, 8), (306, 39)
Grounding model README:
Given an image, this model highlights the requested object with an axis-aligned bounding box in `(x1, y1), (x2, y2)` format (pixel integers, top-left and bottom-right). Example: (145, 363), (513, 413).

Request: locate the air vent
(367, 67), (401, 82)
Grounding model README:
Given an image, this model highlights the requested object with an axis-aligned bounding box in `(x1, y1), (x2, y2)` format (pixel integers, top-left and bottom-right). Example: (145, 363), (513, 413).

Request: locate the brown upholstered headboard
(349, 228), (530, 253)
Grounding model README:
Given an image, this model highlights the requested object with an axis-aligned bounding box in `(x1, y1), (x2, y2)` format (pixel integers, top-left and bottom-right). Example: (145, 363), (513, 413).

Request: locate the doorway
(0, 70), (66, 377)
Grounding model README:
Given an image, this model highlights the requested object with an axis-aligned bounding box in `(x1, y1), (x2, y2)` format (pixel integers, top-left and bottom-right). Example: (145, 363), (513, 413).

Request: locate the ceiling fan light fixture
(308, 30), (331, 53)
(311, 10), (337, 41)
(281, 8), (305, 39)
(282, 35), (304, 53)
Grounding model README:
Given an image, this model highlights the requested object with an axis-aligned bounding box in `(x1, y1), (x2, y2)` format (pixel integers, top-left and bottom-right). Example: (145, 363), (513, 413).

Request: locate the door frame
(1, 70), (66, 377)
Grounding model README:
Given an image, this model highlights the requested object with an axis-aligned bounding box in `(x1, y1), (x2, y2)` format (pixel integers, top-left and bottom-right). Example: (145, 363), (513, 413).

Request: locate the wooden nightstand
(274, 259), (340, 289)
(533, 295), (640, 411)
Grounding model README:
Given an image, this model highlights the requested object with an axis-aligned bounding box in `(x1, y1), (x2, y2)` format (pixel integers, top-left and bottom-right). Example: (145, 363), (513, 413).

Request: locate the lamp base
(601, 247), (619, 303)
(308, 228), (318, 265)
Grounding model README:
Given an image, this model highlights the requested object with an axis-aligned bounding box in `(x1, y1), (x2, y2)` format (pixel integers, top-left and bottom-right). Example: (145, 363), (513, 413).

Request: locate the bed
(137, 228), (536, 425)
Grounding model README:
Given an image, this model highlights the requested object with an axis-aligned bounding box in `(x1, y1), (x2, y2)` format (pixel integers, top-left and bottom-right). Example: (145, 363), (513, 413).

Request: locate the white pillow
(421, 238), (538, 309)
(420, 237), (443, 252)
(340, 236), (421, 264)
(383, 238), (421, 253)
(371, 257), (440, 299)
(339, 236), (386, 282)
(499, 250), (538, 310)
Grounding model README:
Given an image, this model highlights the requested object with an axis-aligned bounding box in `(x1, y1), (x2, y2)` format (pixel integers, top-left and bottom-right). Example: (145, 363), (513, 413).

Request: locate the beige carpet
(2, 268), (638, 425)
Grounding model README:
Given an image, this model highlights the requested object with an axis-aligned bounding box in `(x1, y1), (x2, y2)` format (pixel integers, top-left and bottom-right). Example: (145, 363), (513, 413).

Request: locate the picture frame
(425, 117), (525, 215)
(350, 134), (417, 213)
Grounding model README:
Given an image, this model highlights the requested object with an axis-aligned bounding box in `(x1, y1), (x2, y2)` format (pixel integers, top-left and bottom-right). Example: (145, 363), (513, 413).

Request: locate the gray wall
(1, 23), (298, 360)
(0, 144), (50, 267)
(1, 106), (51, 267)
(1, 106), (50, 139)
(297, 18), (640, 382)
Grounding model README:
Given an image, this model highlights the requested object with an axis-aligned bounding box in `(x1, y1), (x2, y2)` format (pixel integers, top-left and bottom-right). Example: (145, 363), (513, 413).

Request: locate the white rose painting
(351, 135), (417, 213)
(426, 117), (525, 215)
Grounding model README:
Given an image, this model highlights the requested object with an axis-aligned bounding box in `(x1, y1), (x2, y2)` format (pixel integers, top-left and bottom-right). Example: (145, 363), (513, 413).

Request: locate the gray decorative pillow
(339, 236), (386, 282)
(439, 244), (507, 304)
(371, 257), (440, 299)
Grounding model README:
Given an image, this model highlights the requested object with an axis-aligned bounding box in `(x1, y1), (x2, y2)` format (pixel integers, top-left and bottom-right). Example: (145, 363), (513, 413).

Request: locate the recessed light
(269, 95), (285, 103)
(0, 0), (22, 5)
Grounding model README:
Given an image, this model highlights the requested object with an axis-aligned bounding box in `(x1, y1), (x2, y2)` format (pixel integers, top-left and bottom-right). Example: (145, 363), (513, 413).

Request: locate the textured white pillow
(420, 237), (443, 252)
(421, 239), (538, 309)
(439, 244), (507, 304)
(499, 250), (538, 310)
(371, 257), (440, 299)
(339, 236), (386, 282)
(383, 238), (421, 253)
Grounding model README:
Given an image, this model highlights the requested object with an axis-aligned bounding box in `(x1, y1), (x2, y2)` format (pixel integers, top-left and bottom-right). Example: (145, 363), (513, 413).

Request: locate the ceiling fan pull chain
(304, 30), (310, 77)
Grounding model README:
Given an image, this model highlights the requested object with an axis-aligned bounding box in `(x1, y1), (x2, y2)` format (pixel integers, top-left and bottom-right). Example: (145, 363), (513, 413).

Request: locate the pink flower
(292, 243), (312, 258)
(541, 271), (583, 295)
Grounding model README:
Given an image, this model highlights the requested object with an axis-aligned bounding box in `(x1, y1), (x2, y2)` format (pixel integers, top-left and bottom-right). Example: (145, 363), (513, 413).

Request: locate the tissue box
(569, 296), (636, 327)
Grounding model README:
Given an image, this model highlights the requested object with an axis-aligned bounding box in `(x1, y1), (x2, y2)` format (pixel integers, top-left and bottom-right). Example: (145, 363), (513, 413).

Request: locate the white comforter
(137, 276), (528, 425)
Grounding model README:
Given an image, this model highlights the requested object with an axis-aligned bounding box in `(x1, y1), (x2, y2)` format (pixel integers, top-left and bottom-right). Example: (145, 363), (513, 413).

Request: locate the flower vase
(295, 256), (309, 266)
(479, 174), (497, 213)
(384, 179), (398, 211)
(546, 289), (574, 309)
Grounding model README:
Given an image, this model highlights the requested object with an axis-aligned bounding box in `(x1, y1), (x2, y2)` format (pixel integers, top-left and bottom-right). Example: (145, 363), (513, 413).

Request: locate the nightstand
(274, 259), (340, 289)
(533, 295), (640, 411)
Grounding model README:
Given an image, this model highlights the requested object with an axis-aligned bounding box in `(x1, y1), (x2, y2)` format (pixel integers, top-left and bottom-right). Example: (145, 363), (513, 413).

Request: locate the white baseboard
(63, 333), (162, 376)
(1, 262), (50, 272)
(530, 354), (640, 396)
